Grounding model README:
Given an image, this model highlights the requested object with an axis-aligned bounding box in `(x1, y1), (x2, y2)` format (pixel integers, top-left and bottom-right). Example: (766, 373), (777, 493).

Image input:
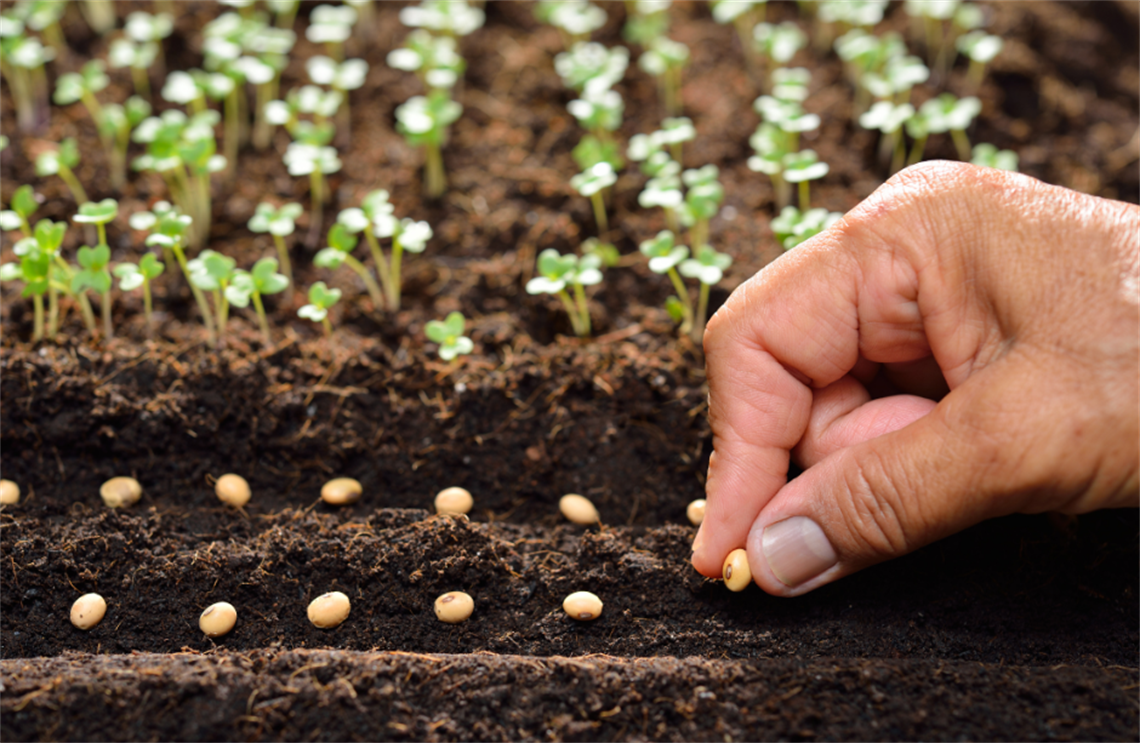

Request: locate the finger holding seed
(70, 593), (107, 630)
(723, 548), (752, 591)
(559, 494), (599, 525)
(435, 486), (473, 515)
(321, 478), (362, 506)
(215, 474), (251, 508)
(100, 476), (142, 508)
(434, 591), (474, 623)
(687, 499), (706, 526)
(199, 601), (238, 637)
(0, 479), (20, 505)
(563, 591), (603, 621)
(308, 591), (351, 628)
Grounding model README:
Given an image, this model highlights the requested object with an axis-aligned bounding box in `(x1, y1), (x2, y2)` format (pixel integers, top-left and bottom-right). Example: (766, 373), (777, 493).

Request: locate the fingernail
(762, 517), (838, 587)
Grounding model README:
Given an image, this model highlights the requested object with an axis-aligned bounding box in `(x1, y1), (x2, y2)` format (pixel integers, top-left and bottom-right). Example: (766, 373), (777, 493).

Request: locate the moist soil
(1, 2), (1138, 741)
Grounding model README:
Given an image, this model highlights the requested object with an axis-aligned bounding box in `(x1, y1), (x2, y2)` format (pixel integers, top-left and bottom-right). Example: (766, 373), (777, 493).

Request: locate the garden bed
(2, 1), (1138, 740)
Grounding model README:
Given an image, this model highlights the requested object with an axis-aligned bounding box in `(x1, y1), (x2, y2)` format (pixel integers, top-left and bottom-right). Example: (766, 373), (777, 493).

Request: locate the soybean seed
(100, 476), (142, 508)
(321, 478), (362, 506)
(0, 479), (19, 505)
(434, 591), (474, 624)
(559, 494), (599, 525)
(70, 593), (107, 630)
(199, 601), (237, 637)
(435, 486), (473, 515)
(215, 474), (251, 508)
(308, 591), (351, 628)
(562, 590), (603, 621)
(686, 499), (706, 526)
(723, 548), (752, 592)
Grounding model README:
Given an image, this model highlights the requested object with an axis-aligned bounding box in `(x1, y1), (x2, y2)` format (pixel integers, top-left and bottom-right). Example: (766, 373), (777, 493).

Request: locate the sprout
(306, 4), (357, 60)
(639, 230), (693, 332)
(753, 21), (806, 66)
(526, 248), (603, 337)
(770, 206), (843, 250)
(54, 60), (110, 142)
(35, 138), (88, 205)
(622, 0), (671, 45)
(246, 26), (296, 148)
(957, 30), (1003, 92)
(753, 96), (819, 153)
(861, 54), (929, 104)
(395, 92), (462, 199)
(425, 311), (474, 361)
(818, 0), (888, 29)
(680, 165), (724, 254)
(771, 67), (811, 102)
(188, 249), (239, 342)
(568, 88), (624, 170)
(539, 0), (607, 47)
(298, 281), (342, 336)
(113, 253), (165, 338)
(387, 30), (465, 91)
(782, 150), (829, 211)
(0, 20), (55, 131)
(0, 222), (55, 340)
(908, 93), (981, 161)
(554, 42), (628, 96)
(1, 184), (41, 236)
(834, 29), (907, 115)
(570, 161), (618, 233)
(860, 100), (916, 173)
(226, 257), (290, 345)
(712, 0), (766, 66)
(638, 36), (689, 115)
(679, 244), (732, 337)
(748, 123), (793, 209)
(971, 143), (1018, 172)
(124, 10), (174, 77)
(267, 0), (299, 29)
(71, 245), (113, 339)
(283, 142), (341, 218)
(109, 38), (158, 100)
(400, 0), (485, 38)
(315, 222), (385, 311)
(248, 202), (302, 289)
(307, 55), (368, 138)
(97, 95), (152, 190)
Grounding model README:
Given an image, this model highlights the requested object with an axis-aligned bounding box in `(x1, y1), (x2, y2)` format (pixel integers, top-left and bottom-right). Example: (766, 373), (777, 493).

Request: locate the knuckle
(836, 448), (918, 559)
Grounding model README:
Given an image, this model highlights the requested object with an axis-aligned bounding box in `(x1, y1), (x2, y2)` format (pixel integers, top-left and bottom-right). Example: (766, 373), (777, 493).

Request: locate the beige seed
(100, 476), (142, 508)
(321, 477), (362, 506)
(686, 498), (706, 526)
(559, 494), (599, 525)
(70, 593), (107, 630)
(0, 479), (19, 505)
(307, 591), (351, 628)
(562, 590), (603, 621)
(199, 601), (237, 637)
(434, 486), (473, 515)
(434, 591), (475, 624)
(215, 474), (251, 507)
(723, 548), (752, 592)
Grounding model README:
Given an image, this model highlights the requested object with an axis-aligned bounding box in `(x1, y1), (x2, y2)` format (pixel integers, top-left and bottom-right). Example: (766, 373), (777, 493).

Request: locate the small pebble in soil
(687, 498), (706, 526)
(559, 494), (600, 525)
(562, 591), (603, 621)
(0, 479), (19, 505)
(320, 478), (362, 506)
(100, 476), (142, 508)
(308, 591), (351, 628)
(199, 601), (238, 637)
(434, 486), (473, 515)
(70, 593), (107, 630)
(434, 591), (475, 623)
(723, 548), (752, 592)
(214, 474), (251, 508)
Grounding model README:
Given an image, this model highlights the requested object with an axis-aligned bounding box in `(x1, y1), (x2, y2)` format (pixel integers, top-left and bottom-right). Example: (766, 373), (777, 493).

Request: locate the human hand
(693, 161), (1139, 596)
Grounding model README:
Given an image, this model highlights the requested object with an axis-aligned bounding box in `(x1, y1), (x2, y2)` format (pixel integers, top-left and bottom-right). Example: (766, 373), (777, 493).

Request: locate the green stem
(690, 219), (707, 252)
(47, 285), (58, 339)
(224, 89), (240, 173)
(589, 191), (608, 233)
(143, 279), (153, 339)
(171, 243), (217, 345)
(77, 292), (98, 335)
(321, 316), (332, 336)
(343, 253), (385, 311)
(890, 131), (906, 175)
(58, 164), (89, 205)
(310, 169), (325, 211)
(773, 172), (789, 209)
(424, 141), (445, 199)
(666, 267), (694, 333)
(32, 293), (44, 341)
(692, 281), (710, 343)
(556, 289), (584, 336)
(798, 180), (810, 211)
(388, 239), (404, 312)
(96, 222), (107, 248)
(951, 128), (971, 161)
(966, 60), (985, 93)
(364, 231), (393, 306)
(252, 83), (272, 149)
(251, 290), (271, 345)
(272, 233), (294, 290)
(81, 90), (105, 132)
(573, 281), (591, 337)
(131, 65), (151, 101)
(908, 135), (928, 166)
(195, 170), (212, 247)
(101, 289), (113, 339)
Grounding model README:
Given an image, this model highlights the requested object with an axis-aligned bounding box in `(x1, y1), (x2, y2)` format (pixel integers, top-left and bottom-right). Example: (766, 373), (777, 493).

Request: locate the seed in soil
(0, 479), (19, 505)
(434, 486), (473, 515)
(723, 548), (752, 591)
(308, 591), (351, 628)
(320, 478), (362, 506)
(559, 494), (600, 525)
(199, 602), (237, 637)
(214, 474), (251, 508)
(70, 593), (107, 630)
(434, 591), (475, 624)
(100, 476), (142, 508)
(563, 591), (603, 621)
(687, 498), (706, 525)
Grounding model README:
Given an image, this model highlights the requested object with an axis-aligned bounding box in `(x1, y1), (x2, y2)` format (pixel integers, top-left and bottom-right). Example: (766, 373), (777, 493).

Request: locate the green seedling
(970, 143), (1018, 172)
(268, 0), (300, 29)
(570, 162), (618, 233)
(582, 237), (621, 267)
(712, 0), (766, 65)
(639, 229), (692, 333)
(35, 138), (88, 205)
(226, 257), (289, 345)
(904, 0), (957, 65)
(202, 12), (269, 169)
(623, 0), (671, 46)
(346, 0), (376, 35)
(752, 21), (806, 71)
(814, 0), (888, 53)
(54, 59), (110, 138)
(538, 0), (607, 47)
(97, 96), (152, 190)
(306, 4), (357, 60)
(73, 199), (118, 253)
(113, 254), (164, 338)
(265, 84), (342, 144)
(860, 100), (916, 174)
(187, 249), (239, 342)
(400, 0), (485, 38)
(283, 142), (341, 225)
(246, 25), (296, 148)
(861, 54), (929, 104)
(753, 96), (820, 153)
(678, 244), (732, 341)
(0, 17), (55, 131)
(307, 55), (368, 139)
(395, 92), (462, 199)
(771, 205), (843, 250)
(109, 37), (157, 100)
(554, 41), (628, 96)
(125, 11), (174, 75)
(72, 245), (113, 339)
(77, 0), (115, 35)
(248, 202), (302, 289)
(638, 36), (689, 116)
(315, 222), (385, 311)
(782, 150), (829, 211)
(425, 311), (474, 361)
(907, 93), (981, 162)
(161, 70), (209, 113)
(335, 190), (429, 312)
(12, 0), (67, 56)
(834, 29), (907, 115)
(956, 30), (1002, 92)
(679, 165), (724, 255)
(0, 224), (55, 341)
(568, 88), (624, 170)
(1, 185), (41, 236)
(298, 281), (341, 336)
(638, 166), (682, 232)
(525, 248), (603, 337)
(771, 67), (811, 102)
(388, 30), (466, 91)
(747, 122), (793, 208)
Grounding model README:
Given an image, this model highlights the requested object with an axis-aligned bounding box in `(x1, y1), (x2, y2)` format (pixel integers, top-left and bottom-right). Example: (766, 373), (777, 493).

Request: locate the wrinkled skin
(694, 161), (1139, 596)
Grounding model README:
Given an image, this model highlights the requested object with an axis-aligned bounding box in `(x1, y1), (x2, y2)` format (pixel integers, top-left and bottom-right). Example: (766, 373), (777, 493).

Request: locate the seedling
(307, 55), (368, 138)
(678, 244), (732, 341)
(748, 123), (793, 209)
(622, 0), (671, 45)
(315, 223), (384, 311)
(388, 30), (465, 91)
(0, 227), (53, 340)
(815, 0), (888, 52)
(245, 26), (296, 149)
(35, 138), (88, 205)
(538, 0), (607, 47)
(712, 0), (766, 64)
(638, 230), (692, 333)
(638, 36), (689, 115)
(679, 165), (724, 255)
(771, 67), (811, 103)
(109, 38), (157, 100)
(956, 30), (1002, 92)
(283, 142), (341, 223)
(298, 281), (342, 336)
(1, 184), (40, 236)
(306, 5), (357, 61)
(54, 61), (110, 151)
(332, 202), (432, 313)
(161, 70), (209, 113)
(752, 21), (806, 89)
(425, 311), (474, 361)
(399, 0), (485, 38)
(73, 199), (118, 252)
(570, 162), (617, 233)
(113, 253), (165, 338)
(11, 0), (67, 56)
(753, 96), (820, 153)
(971, 143), (1018, 172)
(834, 29), (907, 115)
(395, 92), (462, 198)
(97, 96), (152, 190)
(268, 0), (299, 30)
(525, 248), (603, 337)
(71, 245), (113, 339)
(860, 54), (929, 104)
(554, 41), (628, 96)
(247, 202), (302, 288)
(568, 88), (624, 170)
(860, 100), (916, 174)
(187, 249), (239, 342)
(124, 11), (174, 78)
(0, 17), (55, 131)
(226, 257), (290, 345)
(770, 205), (843, 250)
(782, 150), (830, 211)
(908, 93), (981, 161)
(434, 592), (474, 624)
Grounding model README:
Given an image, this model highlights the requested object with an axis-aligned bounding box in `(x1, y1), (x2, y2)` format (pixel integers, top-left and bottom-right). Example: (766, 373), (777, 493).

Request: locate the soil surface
(2, 1), (1138, 741)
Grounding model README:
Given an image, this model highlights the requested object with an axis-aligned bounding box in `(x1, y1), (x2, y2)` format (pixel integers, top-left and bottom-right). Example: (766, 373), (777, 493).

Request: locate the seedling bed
(2, 2), (1137, 740)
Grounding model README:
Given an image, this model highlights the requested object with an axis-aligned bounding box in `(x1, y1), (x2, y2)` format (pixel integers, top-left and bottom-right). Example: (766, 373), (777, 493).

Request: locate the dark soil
(2, 1), (1138, 741)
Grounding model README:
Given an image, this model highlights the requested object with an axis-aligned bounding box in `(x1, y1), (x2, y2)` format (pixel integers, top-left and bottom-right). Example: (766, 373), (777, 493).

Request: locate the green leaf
(327, 223), (358, 252)
(77, 245), (110, 270)
(225, 271), (254, 308)
(74, 198), (119, 225)
(33, 219), (66, 252)
(11, 185), (38, 219)
(0, 262), (23, 282)
(251, 257), (289, 295)
(307, 281), (342, 309)
(313, 248), (347, 269)
(113, 263), (145, 291)
(59, 138), (80, 168)
(138, 253), (165, 279)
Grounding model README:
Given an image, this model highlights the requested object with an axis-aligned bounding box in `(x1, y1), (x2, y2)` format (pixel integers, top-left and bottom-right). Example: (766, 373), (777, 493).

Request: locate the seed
(0, 479), (19, 505)
(562, 590), (603, 621)
(320, 478), (362, 506)
(307, 591), (351, 628)
(559, 494), (599, 525)
(100, 476), (142, 508)
(723, 548), (752, 592)
(199, 601), (237, 637)
(434, 486), (473, 515)
(434, 591), (475, 624)
(686, 499), (706, 526)
(70, 593), (107, 630)
(215, 474), (251, 508)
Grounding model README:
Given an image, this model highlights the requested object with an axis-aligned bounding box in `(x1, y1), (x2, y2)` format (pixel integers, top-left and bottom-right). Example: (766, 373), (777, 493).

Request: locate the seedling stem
(589, 192), (608, 233)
